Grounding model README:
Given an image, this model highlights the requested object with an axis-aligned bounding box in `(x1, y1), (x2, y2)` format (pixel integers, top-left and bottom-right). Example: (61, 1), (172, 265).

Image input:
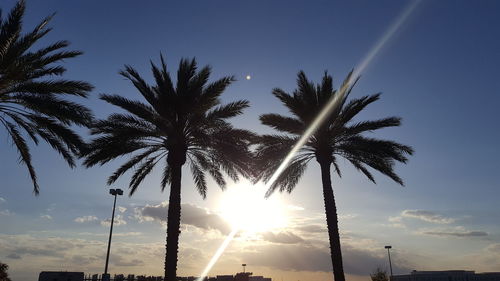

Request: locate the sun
(217, 181), (287, 233)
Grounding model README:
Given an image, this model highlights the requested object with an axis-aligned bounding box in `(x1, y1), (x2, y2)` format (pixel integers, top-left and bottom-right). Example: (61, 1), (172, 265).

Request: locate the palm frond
(343, 117), (401, 136)
(2, 120), (39, 194)
(189, 161), (207, 199)
(129, 157), (157, 195)
(99, 94), (157, 123)
(107, 147), (161, 185)
(265, 155), (312, 197)
(0, 1), (93, 194)
(259, 113), (304, 135)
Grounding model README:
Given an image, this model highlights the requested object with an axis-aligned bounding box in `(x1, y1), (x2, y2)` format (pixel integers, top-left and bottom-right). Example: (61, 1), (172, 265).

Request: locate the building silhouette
(392, 271), (500, 281)
(39, 271), (84, 281)
(37, 271), (273, 281)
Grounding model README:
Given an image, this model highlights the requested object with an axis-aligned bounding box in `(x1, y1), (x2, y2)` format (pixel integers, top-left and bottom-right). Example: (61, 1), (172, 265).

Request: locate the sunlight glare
(218, 181), (288, 233)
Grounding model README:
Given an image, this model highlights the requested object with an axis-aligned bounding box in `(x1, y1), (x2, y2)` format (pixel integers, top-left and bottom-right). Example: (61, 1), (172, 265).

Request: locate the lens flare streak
(196, 228), (239, 281)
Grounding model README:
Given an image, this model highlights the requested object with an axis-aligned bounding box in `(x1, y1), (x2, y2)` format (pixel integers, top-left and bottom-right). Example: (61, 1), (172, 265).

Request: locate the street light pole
(385, 245), (393, 279)
(103, 188), (123, 281)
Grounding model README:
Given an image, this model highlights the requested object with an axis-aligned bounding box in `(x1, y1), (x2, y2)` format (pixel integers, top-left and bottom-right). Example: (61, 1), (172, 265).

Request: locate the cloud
(0, 197), (5, 203)
(342, 244), (412, 275)
(261, 231), (304, 244)
(242, 243), (331, 272)
(74, 216), (98, 223)
(486, 243), (500, 253)
(118, 206), (127, 213)
(0, 236), (63, 258)
(295, 224), (327, 234)
(112, 256), (145, 267)
(76, 232), (142, 237)
(40, 214), (52, 220)
(0, 209), (12, 216)
(339, 214), (358, 220)
(0, 233), (165, 280)
(389, 216), (403, 223)
(6, 253), (21, 259)
(241, 243), (410, 275)
(287, 205), (305, 211)
(401, 210), (455, 224)
(135, 202), (231, 234)
(100, 215), (127, 227)
(422, 230), (487, 238)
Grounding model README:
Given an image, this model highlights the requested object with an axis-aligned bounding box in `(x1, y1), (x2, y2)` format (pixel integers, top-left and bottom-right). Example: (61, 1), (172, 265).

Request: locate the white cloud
(287, 205), (305, 211)
(74, 216), (98, 223)
(40, 214), (52, 220)
(421, 230), (487, 238)
(261, 231), (304, 244)
(0, 197), (6, 203)
(401, 209), (455, 224)
(486, 243), (500, 253)
(388, 216), (403, 223)
(339, 213), (358, 220)
(0, 209), (12, 216)
(118, 206), (127, 213)
(100, 215), (127, 227)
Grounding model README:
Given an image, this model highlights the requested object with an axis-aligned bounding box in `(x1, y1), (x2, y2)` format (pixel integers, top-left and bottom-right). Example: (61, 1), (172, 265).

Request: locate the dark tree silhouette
(255, 71), (413, 281)
(371, 267), (389, 281)
(0, 261), (11, 281)
(0, 0), (93, 194)
(83, 56), (254, 281)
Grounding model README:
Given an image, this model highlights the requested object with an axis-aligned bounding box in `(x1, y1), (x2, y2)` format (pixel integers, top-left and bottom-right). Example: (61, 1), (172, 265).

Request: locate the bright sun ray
(196, 1), (421, 279)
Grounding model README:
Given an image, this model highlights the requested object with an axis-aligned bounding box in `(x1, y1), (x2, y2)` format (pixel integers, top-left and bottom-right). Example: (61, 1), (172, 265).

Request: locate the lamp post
(385, 245), (393, 278)
(242, 264), (247, 273)
(103, 188), (123, 281)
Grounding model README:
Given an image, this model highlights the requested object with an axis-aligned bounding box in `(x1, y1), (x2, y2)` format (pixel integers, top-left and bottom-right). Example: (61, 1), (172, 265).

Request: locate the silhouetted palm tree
(83, 56), (254, 281)
(255, 71), (413, 281)
(0, 0), (93, 194)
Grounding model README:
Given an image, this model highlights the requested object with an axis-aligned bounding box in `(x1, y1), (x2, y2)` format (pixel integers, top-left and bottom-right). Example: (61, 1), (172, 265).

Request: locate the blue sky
(1, 1), (500, 281)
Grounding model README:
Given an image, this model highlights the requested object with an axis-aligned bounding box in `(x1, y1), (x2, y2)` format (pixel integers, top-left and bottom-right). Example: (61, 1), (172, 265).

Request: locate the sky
(1, 0), (500, 281)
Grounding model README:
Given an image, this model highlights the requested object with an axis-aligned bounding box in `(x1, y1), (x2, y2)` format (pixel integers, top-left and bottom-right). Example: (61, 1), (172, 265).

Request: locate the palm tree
(254, 71), (413, 281)
(0, 0), (93, 194)
(83, 56), (254, 281)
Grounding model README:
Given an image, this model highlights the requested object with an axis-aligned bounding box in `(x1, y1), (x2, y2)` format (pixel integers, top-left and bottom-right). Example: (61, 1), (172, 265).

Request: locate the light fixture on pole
(385, 245), (393, 278)
(103, 188), (123, 281)
(242, 264), (247, 273)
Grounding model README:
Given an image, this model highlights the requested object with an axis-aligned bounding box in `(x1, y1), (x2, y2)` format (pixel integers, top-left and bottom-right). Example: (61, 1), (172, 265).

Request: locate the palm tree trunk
(320, 160), (345, 281)
(165, 162), (182, 281)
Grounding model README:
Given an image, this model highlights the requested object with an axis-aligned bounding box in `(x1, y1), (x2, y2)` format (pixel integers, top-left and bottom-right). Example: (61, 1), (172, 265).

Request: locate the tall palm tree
(0, 0), (93, 194)
(83, 56), (254, 281)
(254, 71), (413, 281)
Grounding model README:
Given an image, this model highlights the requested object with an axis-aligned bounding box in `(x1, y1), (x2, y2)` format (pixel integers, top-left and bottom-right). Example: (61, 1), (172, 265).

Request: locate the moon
(245, 75), (251, 80)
